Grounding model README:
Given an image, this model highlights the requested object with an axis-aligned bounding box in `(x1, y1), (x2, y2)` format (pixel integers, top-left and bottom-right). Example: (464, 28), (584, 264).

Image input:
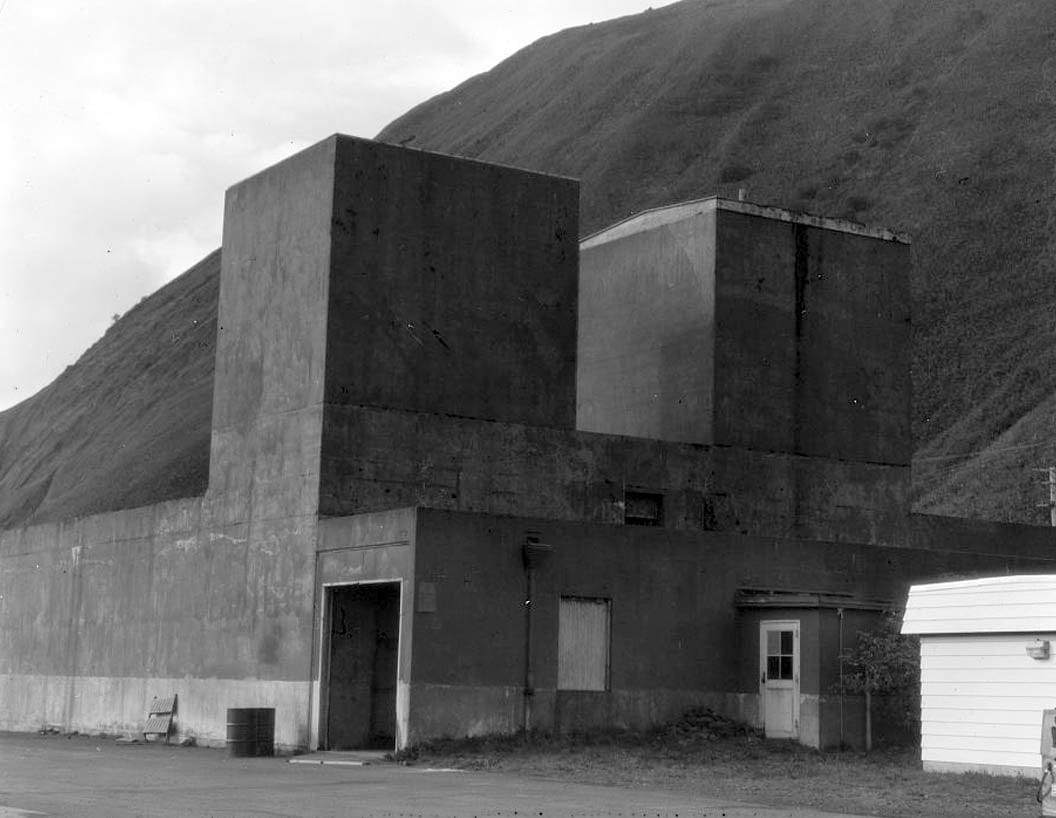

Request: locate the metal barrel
(226, 708), (276, 758)
(226, 708), (256, 757)
(254, 708), (275, 757)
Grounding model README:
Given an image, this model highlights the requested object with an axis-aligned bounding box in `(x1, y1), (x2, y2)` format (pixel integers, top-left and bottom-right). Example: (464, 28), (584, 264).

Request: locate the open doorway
(322, 582), (400, 750)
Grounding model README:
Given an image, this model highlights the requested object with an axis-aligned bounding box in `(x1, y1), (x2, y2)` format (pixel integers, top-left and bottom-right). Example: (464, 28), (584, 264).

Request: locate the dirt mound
(653, 707), (763, 744)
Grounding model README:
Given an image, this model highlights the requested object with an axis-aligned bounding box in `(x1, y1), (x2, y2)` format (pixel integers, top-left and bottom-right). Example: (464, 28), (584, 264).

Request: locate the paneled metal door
(759, 620), (799, 739)
(558, 597), (610, 691)
(325, 582), (400, 750)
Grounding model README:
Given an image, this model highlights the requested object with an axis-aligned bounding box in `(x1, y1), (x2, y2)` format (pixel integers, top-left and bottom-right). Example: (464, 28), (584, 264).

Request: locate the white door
(759, 620), (799, 739)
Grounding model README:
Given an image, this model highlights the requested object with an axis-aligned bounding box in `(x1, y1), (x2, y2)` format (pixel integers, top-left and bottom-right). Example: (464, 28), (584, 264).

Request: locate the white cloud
(0, 0), (676, 411)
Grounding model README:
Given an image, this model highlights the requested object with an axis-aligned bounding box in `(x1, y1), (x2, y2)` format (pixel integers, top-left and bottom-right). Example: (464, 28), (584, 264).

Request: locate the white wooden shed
(902, 575), (1056, 776)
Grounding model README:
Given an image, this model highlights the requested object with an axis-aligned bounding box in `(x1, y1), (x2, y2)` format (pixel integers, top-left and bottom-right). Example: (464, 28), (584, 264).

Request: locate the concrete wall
(735, 607), (823, 746)
(734, 605), (901, 750)
(209, 137), (334, 520)
(314, 509), (417, 750)
(320, 136), (578, 456)
(911, 512), (1056, 559)
(320, 404), (910, 547)
(7, 133), (1056, 757)
(578, 210), (716, 443)
(713, 209), (910, 464)
(578, 201), (911, 467)
(0, 499), (314, 748)
(6, 501), (1052, 751)
(401, 508), (1056, 746)
(0, 137), (352, 750)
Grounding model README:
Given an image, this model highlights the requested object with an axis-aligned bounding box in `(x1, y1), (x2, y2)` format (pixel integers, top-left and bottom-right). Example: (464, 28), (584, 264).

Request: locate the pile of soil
(652, 707), (763, 744)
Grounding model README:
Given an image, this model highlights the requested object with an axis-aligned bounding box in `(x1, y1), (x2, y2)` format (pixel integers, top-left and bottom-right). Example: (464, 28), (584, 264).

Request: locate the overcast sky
(0, 1), (677, 412)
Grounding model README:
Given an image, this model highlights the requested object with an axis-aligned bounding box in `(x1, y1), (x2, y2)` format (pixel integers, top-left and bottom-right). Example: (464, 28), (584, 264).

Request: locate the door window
(766, 628), (795, 680)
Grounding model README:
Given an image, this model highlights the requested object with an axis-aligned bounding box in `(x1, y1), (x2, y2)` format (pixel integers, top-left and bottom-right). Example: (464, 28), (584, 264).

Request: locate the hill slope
(0, 252), (218, 527)
(379, 0), (1056, 522)
(3, 0), (1055, 526)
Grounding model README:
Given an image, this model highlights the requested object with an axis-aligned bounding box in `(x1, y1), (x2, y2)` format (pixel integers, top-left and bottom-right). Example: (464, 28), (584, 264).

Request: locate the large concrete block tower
(211, 135), (579, 518)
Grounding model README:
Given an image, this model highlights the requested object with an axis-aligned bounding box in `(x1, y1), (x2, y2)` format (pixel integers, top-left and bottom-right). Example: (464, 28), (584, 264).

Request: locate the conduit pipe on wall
(63, 545), (85, 733)
(522, 532), (553, 734)
(838, 607), (845, 748)
(306, 550), (322, 751)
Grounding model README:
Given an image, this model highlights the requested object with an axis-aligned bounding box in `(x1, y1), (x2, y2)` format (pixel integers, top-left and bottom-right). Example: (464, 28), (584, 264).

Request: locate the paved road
(0, 733), (879, 818)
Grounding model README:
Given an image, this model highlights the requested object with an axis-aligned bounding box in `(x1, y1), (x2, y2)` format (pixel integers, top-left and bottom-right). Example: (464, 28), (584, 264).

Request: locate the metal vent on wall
(624, 491), (663, 526)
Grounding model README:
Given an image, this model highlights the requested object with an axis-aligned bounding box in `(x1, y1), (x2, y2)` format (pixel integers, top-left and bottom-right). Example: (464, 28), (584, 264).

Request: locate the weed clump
(403, 706), (764, 765)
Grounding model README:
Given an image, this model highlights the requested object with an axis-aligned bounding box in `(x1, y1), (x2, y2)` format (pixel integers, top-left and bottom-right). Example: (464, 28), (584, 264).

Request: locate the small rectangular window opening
(624, 490), (663, 526)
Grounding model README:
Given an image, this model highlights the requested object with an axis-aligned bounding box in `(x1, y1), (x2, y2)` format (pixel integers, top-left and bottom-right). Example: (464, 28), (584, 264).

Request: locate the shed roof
(902, 575), (1056, 635)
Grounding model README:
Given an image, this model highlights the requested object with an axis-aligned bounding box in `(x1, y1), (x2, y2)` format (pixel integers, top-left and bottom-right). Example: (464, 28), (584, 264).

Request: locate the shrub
(839, 611), (920, 750)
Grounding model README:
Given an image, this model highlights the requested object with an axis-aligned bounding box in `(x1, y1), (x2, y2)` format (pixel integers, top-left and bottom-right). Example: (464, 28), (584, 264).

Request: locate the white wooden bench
(143, 695), (176, 743)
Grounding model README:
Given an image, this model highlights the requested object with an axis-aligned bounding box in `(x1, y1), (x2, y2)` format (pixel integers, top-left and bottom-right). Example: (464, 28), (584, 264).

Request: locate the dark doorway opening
(324, 582), (400, 750)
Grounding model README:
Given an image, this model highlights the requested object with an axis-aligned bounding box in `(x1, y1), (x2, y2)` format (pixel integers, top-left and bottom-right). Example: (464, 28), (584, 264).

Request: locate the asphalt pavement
(0, 732), (880, 818)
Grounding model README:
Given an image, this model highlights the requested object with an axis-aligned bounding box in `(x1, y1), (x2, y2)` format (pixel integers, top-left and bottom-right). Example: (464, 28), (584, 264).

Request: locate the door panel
(367, 594), (399, 747)
(558, 597), (610, 691)
(325, 583), (400, 750)
(760, 620), (799, 739)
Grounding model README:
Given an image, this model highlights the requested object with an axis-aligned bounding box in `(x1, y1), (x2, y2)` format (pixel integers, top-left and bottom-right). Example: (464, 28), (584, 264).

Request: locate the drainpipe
(838, 607), (845, 748)
(522, 532), (553, 734)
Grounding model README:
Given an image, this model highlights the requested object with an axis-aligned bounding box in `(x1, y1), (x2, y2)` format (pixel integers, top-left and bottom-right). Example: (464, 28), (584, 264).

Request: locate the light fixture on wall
(523, 532), (553, 568)
(1027, 639), (1051, 660)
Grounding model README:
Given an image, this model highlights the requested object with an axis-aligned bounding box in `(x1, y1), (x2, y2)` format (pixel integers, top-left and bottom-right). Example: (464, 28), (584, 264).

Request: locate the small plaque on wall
(417, 581), (437, 613)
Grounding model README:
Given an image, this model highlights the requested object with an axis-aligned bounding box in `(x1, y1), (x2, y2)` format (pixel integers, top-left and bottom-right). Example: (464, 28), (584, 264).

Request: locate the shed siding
(919, 634), (1056, 771)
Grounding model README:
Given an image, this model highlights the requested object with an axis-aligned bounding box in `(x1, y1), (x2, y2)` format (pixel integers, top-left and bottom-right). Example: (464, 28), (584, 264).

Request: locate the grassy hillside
(2, 0), (1054, 526)
(379, 0), (1056, 523)
(0, 252), (218, 528)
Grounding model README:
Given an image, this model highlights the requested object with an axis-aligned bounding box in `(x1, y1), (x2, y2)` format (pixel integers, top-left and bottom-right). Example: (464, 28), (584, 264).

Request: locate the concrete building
(2, 135), (1055, 753)
(903, 575), (1056, 775)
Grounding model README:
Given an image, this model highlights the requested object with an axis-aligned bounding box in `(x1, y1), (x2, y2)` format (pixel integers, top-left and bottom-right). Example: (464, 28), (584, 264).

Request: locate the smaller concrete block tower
(577, 199), (910, 466)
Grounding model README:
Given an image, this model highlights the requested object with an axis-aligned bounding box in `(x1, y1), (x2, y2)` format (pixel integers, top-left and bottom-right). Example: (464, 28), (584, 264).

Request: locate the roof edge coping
(581, 196), (910, 247)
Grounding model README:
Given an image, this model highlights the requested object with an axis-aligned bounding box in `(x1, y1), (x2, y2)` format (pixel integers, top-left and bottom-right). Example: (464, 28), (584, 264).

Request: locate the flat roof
(581, 196), (910, 248)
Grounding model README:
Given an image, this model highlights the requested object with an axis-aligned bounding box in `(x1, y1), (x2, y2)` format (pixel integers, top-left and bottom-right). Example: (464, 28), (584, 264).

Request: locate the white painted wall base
(0, 674), (311, 751)
(798, 694), (820, 748)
